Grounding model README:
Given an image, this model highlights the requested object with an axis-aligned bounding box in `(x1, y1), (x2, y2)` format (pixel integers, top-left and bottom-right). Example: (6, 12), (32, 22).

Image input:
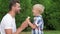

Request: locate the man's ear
(12, 4), (16, 8)
(12, 5), (16, 10)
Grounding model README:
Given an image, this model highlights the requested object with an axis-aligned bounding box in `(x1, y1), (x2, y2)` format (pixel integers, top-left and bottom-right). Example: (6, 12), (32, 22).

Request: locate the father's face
(15, 3), (21, 14)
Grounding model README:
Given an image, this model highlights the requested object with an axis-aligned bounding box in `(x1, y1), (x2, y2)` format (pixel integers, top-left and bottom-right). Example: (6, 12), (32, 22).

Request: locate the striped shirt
(32, 15), (44, 34)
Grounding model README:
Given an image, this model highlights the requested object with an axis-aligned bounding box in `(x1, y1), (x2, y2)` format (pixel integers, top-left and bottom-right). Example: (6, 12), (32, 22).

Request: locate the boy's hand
(26, 16), (37, 29)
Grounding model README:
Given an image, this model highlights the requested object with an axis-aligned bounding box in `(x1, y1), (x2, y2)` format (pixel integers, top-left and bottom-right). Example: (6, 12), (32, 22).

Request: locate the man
(0, 0), (28, 34)
(27, 4), (45, 34)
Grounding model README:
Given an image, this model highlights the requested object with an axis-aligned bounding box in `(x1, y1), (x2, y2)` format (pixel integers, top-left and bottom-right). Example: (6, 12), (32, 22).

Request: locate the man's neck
(8, 10), (16, 17)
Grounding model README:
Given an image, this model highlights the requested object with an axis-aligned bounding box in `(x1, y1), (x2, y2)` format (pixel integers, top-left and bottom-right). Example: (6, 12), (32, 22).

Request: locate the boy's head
(9, 0), (21, 14)
(32, 4), (45, 16)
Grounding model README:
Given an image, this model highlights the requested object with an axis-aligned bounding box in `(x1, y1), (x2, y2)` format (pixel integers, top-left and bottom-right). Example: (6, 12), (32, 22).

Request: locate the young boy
(27, 4), (45, 34)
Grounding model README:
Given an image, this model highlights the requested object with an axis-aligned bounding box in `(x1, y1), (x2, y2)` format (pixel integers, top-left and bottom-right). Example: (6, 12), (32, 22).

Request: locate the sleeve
(3, 17), (12, 29)
(34, 18), (43, 27)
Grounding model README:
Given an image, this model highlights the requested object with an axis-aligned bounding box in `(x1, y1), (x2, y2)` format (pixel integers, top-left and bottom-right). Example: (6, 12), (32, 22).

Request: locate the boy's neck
(35, 14), (41, 17)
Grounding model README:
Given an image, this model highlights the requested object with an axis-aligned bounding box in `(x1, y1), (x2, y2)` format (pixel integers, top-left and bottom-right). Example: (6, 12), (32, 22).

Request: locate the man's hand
(21, 16), (30, 29)
(20, 20), (28, 30)
(16, 20), (28, 34)
(26, 16), (31, 23)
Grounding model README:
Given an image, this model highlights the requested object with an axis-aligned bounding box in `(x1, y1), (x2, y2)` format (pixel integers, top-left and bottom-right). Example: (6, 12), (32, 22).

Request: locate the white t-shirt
(0, 13), (16, 34)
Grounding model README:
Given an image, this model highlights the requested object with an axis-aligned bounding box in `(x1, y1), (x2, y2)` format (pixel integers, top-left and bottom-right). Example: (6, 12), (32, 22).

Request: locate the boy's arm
(27, 17), (42, 29)
(26, 18), (38, 29)
(28, 21), (38, 29)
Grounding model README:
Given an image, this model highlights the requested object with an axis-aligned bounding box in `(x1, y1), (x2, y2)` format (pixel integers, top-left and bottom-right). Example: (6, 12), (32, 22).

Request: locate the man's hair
(9, 0), (20, 10)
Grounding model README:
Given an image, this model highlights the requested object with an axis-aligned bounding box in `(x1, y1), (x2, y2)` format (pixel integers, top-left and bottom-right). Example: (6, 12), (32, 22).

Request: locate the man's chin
(18, 11), (20, 13)
(16, 11), (20, 14)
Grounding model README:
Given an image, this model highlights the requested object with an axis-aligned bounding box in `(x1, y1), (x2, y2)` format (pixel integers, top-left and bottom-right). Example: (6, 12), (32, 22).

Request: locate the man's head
(32, 4), (45, 16)
(9, 0), (21, 14)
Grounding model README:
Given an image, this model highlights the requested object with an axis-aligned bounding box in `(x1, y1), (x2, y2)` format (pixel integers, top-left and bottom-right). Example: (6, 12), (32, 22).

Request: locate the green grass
(44, 31), (60, 34)
(20, 31), (60, 34)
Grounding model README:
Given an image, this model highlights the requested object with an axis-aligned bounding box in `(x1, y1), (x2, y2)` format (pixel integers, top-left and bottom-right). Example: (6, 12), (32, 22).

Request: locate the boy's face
(32, 7), (40, 16)
(32, 5), (44, 16)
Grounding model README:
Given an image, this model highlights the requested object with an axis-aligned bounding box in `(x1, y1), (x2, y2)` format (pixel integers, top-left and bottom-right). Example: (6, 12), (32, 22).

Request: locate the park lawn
(20, 31), (60, 34)
(44, 30), (60, 34)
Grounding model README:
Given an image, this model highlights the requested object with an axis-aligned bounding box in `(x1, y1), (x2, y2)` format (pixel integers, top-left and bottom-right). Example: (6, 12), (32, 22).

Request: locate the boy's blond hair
(33, 4), (45, 13)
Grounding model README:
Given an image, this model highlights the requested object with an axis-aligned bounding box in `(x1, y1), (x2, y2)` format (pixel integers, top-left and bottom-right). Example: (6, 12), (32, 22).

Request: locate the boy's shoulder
(34, 15), (42, 19)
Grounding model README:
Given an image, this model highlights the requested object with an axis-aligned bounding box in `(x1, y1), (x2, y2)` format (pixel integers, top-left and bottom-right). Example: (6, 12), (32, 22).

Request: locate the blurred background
(0, 0), (60, 34)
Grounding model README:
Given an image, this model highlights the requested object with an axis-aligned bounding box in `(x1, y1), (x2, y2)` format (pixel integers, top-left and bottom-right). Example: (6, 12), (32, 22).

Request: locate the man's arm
(14, 21), (28, 34)
(5, 29), (12, 34)
(5, 21), (28, 34)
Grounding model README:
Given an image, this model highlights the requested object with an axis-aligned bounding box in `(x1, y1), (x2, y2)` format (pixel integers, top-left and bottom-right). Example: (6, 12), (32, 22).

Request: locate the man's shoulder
(1, 14), (13, 24)
(1, 14), (12, 22)
(3, 14), (12, 19)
